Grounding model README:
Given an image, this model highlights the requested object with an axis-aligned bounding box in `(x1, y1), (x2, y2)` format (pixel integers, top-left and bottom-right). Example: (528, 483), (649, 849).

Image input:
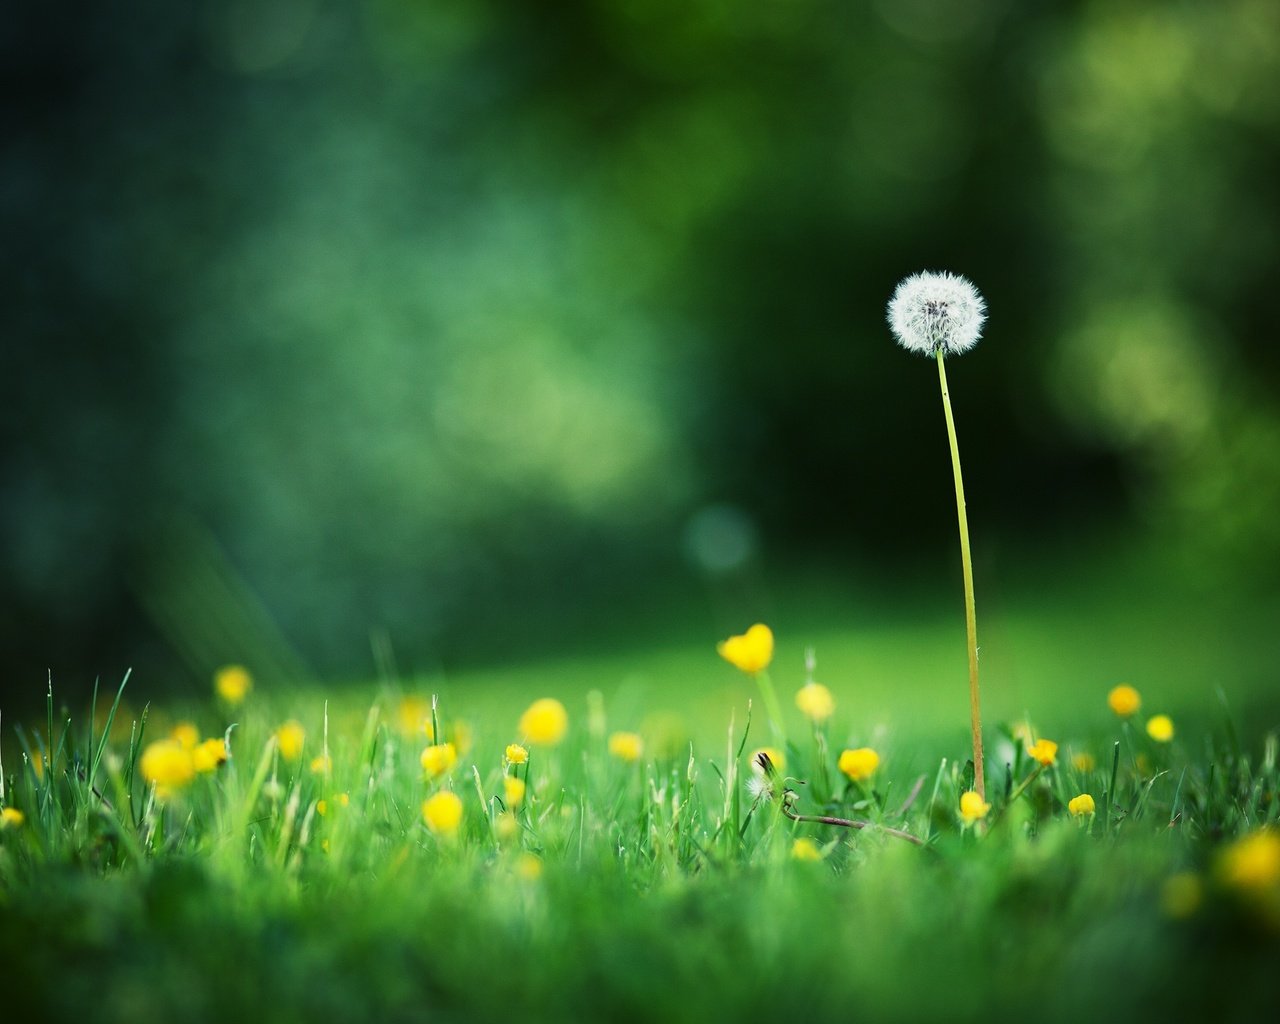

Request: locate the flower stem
(936, 349), (985, 798)
(754, 669), (787, 747)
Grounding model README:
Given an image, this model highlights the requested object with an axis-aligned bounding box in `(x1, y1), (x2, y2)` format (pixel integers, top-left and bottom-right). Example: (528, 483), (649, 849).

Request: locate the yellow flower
(495, 811), (519, 841)
(422, 791), (464, 837)
(717, 623), (774, 674)
(192, 737), (228, 773)
(336, 792), (350, 808)
(514, 852), (543, 880)
(1027, 738), (1058, 766)
(140, 740), (196, 794)
(171, 722), (200, 750)
(504, 776), (526, 809)
(275, 720), (306, 761)
(1068, 793), (1096, 817)
(214, 664), (252, 705)
(1071, 751), (1096, 773)
(397, 696), (430, 736)
(608, 731), (644, 763)
(1, 807), (24, 829)
(316, 799), (328, 817)
(791, 837), (823, 861)
(506, 743), (529, 765)
(451, 719), (474, 757)
(751, 747), (786, 774)
(1161, 873), (1203, 919)
(1218, 829), (1280, 892)
(309, 753), (332, 775)
(518, 698), (569, 746)
(1146, 715), (1174, 743)
(838, 747), (879, 783)
(795, 682), (835, 722)
(420, 743), (458, 778)
(959, 790), (991, 823)
(1108, 684), (1142, 717)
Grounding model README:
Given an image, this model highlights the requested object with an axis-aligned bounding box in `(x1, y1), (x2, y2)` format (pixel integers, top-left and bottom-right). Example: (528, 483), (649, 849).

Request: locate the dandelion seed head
(887, 270), (987, 357)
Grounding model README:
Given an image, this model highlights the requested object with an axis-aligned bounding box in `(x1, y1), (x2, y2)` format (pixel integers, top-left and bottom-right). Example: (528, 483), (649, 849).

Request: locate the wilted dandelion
(1027, 738), (1058, 766)
(422, 791), (464, 838)
(0, 807), (24, 829)
(1068, 793), (1096, 817)
(608, 731), (644, 763)
(518, 698), (568, 746)
(791, 837), (823, 861)
(140, 740), (196, 796)
(888, 270), (989, 796)
(750, 747), (786, 774)
(1108, 684), (1141, 717)
(504, 776), (526, 809)
(837, 747), (879, 783)
(959, 790), (991, 824)
(420, 743), (458, 778)
(505, 743), (529, 766)
(795, 682), (835, 723)
(193, 737), (228, 773)
(214, 665), (252, 705)
(1146, 715), (1175, 743)
(275, 721), (306, 761)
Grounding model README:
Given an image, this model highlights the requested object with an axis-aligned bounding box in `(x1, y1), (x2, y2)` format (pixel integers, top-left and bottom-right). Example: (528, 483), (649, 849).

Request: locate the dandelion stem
(754, 669), (787, 746)
(937, 349), (985, 798)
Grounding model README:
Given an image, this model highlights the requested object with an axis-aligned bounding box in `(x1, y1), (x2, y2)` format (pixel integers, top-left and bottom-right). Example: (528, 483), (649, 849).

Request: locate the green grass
(3, 554), (1280, 1023)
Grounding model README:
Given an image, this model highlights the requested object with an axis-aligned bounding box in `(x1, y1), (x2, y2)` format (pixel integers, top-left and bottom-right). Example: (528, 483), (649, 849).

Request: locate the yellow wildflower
(192, 737), (228, 773)
(309, 753), (332, 775)
(171, 722), (200, 750)
(1161, 872), (1203, 919)
(795, 682), (835, 722)
(420, 743), (458, 778)
(451, 720), (474, 757)
(316, 799), (328, 817)
(140, 740), (196, 795)
(504, 776), (526, 809)
(275, 720), (306, 761)
(608, 731), (644, 763)
(397, 696), (430, 736)
(336, 792), (350, 808)
(1146, 715), (1174, 743)
(1027, 738), (1058, 766)
(495, 811), (519, 841)
(214, 664), (252, 705)
(1107, 684), (1141, 717)
(514, 852), (543, 880)
(1068, 793), (1096, 817)
(751, 747), (786, 774)
(838, 747), (879, 783)
(1218, 829), (1280, 892)
(518, 698), (568, 746)
(717, 623), (774, 675)
(791, 837), (823, 861)
(1071, 751), (1096, 773)
(1, 807), (24, 829)
(422, 790), (464, 837)
(506, 743), (529, 766)
(959, 790), (991, 823)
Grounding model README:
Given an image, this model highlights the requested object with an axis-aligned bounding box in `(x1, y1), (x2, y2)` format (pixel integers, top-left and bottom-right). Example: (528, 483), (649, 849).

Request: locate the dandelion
(1027, 738), (1058, 766)
(791, 837), (823, 861)
(214, 664), (252, 705)
(608, 731), (644, 763)
(838, 747), (879, 783)
(1161, 872), (1203, 919)
(504, 776), (526, 809)
(422, 791), (464, 838)
(140, 740), (196, 796)
(959, 790), (991, 824)
(1068, 793), (1096, 817)
(888, 271), (988, 796)
(1108, 684), (1142, 717)
(505, 743), (529, 766)
(171, 722), (200, 749)
(275, 720), (306, 761)
(717, 624), (774, 675)
(795, 682), (835, 723)
(1217, 829), (1280, 893)
(193, 737), (228, 773)
(518, 698), (569, 746)
(751, 747), (786, 775)
(1146, 715), (1175, 743)
(1, 807), (24, 829)
(420, 743), (458, 778)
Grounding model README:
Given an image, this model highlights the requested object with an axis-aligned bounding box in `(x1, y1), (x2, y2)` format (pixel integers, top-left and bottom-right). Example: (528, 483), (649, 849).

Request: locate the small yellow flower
(316, 799), (328, 817)
(171, 722), (200, 750)
(1027, 738), (1058, 766)
(1071, 751), (1096, 773)
(959, 790), (991, 823)
(397, 696), (430, 737)
(451, 719), (474, 757)
(1161, 872), (1203, 919)
(1146, 715), (1174, 743)
(309, 753), (332, 775)
(504, 775), (526, 809)
(795, 682), (835, 722)
(321, 838), (330, 854)
(422, 790), (464, 837)
(495, 811), (519, 841)
(192, 737), (228, 773)
(1218, 829), (1280, 892)
(751, 747), (786, 774)
(717, 623), (774, 674)
(791, 837), (823, 861)
(275, 720), (306, 761)
(1108, 684), (1142, 717)
(420, 742), (458, 778)
(1, 807), (24, 829)
(214, 664), (252, 705)
(608, 731), (644, 763)
(838, 747), (879, 783)
(518, 698), (569, 746)
(140, 740), (196, 795)
(1068, 793), (1096, 817)
(506, 743), (529, 766)
(335, 792), (350, 808)
(514, 852), (543, 880)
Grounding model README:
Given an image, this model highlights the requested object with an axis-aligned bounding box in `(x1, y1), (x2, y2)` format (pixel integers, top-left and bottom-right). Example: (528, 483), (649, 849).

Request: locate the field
(2, 548), (1279, 1023)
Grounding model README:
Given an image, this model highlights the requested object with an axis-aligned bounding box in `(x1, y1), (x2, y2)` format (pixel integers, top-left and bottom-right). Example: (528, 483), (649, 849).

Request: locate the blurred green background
(4, 0), (1280, 695)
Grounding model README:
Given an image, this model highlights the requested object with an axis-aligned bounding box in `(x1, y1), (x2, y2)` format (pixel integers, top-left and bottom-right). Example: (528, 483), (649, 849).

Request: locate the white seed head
(887, 271), (987, 357)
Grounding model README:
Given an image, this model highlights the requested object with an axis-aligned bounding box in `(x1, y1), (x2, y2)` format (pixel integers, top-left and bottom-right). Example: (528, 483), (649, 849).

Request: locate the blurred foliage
(3, 0), (1279, 685)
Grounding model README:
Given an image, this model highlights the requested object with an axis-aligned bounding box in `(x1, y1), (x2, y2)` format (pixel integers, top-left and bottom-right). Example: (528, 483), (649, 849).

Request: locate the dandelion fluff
(887, 271), (987, 357)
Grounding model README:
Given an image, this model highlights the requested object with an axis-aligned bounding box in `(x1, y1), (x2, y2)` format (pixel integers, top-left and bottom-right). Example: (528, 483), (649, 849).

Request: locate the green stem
(754, 669), (787, 747)
(937, 349), (985, 798)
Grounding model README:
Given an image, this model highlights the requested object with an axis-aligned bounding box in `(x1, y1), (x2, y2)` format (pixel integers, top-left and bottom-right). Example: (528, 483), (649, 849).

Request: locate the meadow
(2, 544), (1279, 1024)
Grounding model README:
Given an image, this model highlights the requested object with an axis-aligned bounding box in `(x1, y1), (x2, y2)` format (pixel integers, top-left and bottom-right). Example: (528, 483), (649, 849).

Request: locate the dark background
(5, 0), (1279, 694)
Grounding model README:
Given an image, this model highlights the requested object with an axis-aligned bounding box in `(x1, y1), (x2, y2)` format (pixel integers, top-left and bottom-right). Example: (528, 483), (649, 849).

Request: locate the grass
(2, 553), (1280, 1023)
